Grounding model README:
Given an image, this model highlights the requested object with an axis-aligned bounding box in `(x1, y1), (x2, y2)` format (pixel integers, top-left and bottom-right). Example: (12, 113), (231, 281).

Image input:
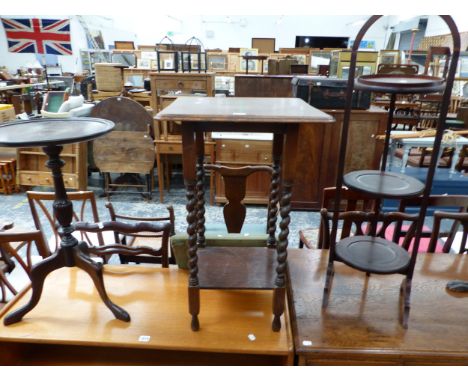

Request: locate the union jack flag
(1, 18), (72, 55)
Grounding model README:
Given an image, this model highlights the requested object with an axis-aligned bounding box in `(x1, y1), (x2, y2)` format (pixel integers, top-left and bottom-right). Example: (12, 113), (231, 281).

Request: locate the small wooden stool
(0, 159), (18, 195)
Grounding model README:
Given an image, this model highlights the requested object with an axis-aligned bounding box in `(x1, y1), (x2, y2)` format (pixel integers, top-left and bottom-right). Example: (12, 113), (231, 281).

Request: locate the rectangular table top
(0, 265), (292, 357)
(155, 96), (335, 123)
(287, 249), (468, 364)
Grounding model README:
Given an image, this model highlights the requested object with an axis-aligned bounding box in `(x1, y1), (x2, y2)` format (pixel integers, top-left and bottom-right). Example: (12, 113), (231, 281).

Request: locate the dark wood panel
(234, 75), (294, 97)
(291, 109), (387, 210)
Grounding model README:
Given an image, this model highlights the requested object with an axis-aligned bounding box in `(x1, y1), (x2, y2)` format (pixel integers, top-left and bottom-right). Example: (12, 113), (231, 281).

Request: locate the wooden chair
(429, 211), (468, 254)
(171, 164), (279, 269)
(299, 187), (378, 249)
(74, 221), (172, 267)
(0, 223), (49, 303)
(90, 96), (155, 199)
(320, 210), (418, 251)
(105, 202), (175, 264)
(26, 190), (107, 260)
(393, 195), (468, 253)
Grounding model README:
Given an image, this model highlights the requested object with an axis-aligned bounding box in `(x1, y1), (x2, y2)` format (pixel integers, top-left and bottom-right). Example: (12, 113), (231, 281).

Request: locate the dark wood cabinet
(234, 74), (294, 97)
(292, 109), (387, 210)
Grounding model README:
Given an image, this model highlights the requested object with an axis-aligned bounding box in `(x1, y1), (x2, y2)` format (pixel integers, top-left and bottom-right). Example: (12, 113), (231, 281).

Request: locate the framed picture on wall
(379, 50), (401, 65)
(208, 54), (228, 71)
(164, 59), (174, 69)
(239, 48), (259, 73)
(290, 54), (307, 65)
(137, 58), (151, 69)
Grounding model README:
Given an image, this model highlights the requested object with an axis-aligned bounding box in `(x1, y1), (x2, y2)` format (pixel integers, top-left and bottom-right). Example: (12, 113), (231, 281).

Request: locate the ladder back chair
(74, 220), (172, 267)
(429, 211), (468, 254)
(170, 164), (279, 269)
(105, 202), (175, 264)
(0, 223), (49, 303)
(393, 195), (468, 253)
(27, 190), (107, 260)
(299, 187), (378, 249)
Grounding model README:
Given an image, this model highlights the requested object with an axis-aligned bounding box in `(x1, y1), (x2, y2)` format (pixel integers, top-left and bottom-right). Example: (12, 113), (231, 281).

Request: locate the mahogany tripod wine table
(0, 117), (130, 325)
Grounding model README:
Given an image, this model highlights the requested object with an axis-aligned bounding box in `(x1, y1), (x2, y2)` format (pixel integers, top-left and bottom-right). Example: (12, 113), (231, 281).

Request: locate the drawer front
(216, 140), (272, 164)
(155, 79), (207, 91)
(19, 171), (52, 187)
(157, 142), (182, 154)
(19, 171), (78, 188)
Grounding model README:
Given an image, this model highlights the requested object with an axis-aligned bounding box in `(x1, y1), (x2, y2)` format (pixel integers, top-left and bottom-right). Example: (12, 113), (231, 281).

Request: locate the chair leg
(0, 270), (17, 297)
(400, 277), (412, 329)
(0, 274), (6, 302)
(156, 151), (164, 203)
(322, 261), (335, 309)
(165, 156), (171, 192)
(145, 174), (152, 200)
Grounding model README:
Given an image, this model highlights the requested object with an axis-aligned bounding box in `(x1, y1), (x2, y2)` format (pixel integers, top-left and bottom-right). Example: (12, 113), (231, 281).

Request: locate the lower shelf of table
(197, 247), (278, 290)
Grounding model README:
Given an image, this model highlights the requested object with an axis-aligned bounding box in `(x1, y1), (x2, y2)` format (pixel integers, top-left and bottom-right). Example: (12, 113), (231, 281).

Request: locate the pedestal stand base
(3, 242), (130, 325)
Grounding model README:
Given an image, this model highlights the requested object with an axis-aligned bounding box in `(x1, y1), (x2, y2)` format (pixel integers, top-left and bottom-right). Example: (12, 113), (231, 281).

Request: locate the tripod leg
(3, 252), (66, 325)
(75, 243), (130, 322)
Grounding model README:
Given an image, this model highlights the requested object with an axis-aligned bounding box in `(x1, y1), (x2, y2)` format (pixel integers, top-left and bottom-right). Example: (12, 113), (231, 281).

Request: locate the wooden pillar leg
(155, 148), (164, 203)
(182, 127), (200, 331)
(272, 124), (299, 331)
(267, 134), (283, 248)
(196, 131), (206, 248)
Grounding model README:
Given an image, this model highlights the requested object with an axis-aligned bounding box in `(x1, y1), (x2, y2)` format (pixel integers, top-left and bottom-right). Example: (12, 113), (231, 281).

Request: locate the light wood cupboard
(149, 72), (215, 112)
(17, 143), (87, 190)
(214, 138), (272, 205)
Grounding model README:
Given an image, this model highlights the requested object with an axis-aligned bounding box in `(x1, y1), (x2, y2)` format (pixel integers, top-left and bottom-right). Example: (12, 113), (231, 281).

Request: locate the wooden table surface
(288, 249), (468, 365)
(155, 96), (335, 123)
(0, 265), (293, 365)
